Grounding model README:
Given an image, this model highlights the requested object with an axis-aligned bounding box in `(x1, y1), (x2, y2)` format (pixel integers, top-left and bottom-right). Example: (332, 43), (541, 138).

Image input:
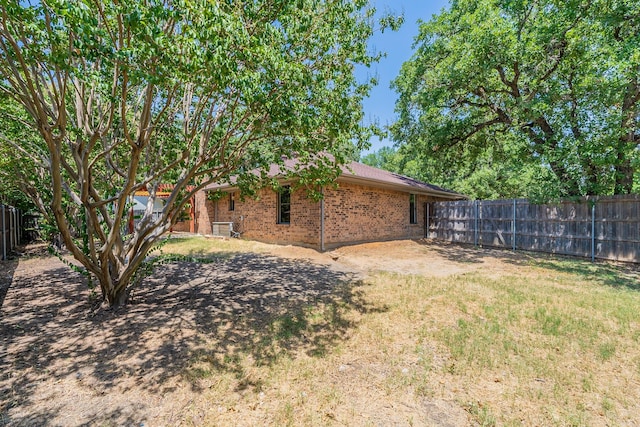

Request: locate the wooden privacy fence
(1, 204), (22, 260)
(426, 195), (640, 263)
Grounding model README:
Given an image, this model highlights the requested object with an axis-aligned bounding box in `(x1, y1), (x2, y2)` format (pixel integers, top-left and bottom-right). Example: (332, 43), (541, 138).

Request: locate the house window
(278, 186), (291, 224)
(229, 192), (235, 211)
(410, 194), (417, 224)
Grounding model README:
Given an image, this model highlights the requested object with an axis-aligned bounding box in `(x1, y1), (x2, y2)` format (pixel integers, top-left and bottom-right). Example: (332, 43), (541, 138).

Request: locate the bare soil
(0, 238), (629, 426)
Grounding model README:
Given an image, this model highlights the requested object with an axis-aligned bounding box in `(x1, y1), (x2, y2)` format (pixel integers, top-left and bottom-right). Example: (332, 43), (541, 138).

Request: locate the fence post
(1, 204), (5, 260)
(11, 207), (16, 250)
(474, 200), (479, 247)
(16, 208), (20, 246)
(512, 198), (517, 251)
(18, 208), (22, 244)
(591, 200), (596, 263)
(16, 208), (20, 245)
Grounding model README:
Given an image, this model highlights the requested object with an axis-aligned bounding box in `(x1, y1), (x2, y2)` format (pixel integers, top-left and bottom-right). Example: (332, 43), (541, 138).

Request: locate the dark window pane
(278, 186), (291, 224)
(410, 194), (417, 224)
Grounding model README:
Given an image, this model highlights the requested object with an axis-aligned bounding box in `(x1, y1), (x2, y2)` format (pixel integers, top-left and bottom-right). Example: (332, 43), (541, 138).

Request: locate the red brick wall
(194, 182), (442, 249)
(171, 220), (191, 233)
(195, 187), (321, 247)
(322, 183), (430, 248)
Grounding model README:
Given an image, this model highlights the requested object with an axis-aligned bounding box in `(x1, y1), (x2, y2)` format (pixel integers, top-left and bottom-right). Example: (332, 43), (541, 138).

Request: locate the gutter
(206, 172), (465, 200)
(337, 176), (465, 199)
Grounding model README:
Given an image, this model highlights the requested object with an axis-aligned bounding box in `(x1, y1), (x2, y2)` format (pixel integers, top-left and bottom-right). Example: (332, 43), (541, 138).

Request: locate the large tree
(0, 96), (39, 210)
(391, 0), (640, 200)
(0, 0), (387, 307)
(360, 144), (555, 200)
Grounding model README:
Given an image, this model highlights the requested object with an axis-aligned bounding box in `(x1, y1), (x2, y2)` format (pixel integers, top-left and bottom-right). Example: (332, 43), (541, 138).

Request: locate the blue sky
(359, 0), (450, 154)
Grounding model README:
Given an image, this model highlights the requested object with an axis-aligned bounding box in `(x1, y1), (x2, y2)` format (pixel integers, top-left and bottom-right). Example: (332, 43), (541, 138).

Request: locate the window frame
(409, 194), (417, 224)
(228, 192), (235, 211)
(277, 185), (291, 224)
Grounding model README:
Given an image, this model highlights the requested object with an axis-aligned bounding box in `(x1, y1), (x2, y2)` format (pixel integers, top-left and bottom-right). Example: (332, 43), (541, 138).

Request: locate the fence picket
(1, 204), (23, 260)
(428, 195), (640, 263)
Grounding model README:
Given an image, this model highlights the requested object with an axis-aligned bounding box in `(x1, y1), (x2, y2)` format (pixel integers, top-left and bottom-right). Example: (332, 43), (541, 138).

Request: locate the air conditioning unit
(211, 222), (233, 237)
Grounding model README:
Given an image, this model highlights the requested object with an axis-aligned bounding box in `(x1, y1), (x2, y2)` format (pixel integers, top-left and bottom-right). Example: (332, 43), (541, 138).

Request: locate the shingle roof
(337, 161), (462, 198)
(206, 157), (464, 199)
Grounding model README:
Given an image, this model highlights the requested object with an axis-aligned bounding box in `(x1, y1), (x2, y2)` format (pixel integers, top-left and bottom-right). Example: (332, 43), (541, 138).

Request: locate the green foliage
(391, 0), (640, 200)
(360, 146), (403, 171)
(0, 95), (40, 210)
(0, 0), (389, 306)
(361, 145), (556, 201)
(206, 190), (226, 202)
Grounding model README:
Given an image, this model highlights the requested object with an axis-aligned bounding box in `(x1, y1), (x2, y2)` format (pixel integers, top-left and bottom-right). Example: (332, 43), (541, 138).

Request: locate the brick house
(130, 184), (194, 233)
(193, 160), (464, 250)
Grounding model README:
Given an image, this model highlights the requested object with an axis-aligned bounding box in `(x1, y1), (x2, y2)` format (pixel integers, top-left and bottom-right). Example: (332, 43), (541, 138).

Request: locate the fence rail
(427, 195), (640, 263)
(1, 204), (22, 260)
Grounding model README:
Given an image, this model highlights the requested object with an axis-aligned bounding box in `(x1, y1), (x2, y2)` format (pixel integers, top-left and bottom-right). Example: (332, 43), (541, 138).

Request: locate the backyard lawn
(1, 236), (640, 426)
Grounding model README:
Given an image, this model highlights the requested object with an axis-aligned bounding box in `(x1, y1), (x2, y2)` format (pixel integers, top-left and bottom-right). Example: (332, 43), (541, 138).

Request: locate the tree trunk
(105, 278), (129, 308)
(97, 259), (131, 308)
(108, 286), (128, 308)
(616, 76), (639, 195)
(613, 153), (634, 195)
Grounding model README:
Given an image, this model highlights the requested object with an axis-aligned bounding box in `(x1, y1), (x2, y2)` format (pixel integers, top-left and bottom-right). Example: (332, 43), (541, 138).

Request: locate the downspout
(320, 187), (325, 252)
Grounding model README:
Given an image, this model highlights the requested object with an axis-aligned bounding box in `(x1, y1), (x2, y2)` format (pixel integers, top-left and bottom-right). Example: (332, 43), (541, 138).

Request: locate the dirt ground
(0, 238), (617, 426)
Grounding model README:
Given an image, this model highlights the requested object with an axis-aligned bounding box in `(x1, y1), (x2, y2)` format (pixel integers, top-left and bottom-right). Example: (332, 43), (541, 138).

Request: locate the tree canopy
(0, 95), (39, 210)
(0, 0), (388, 307)
(390, 0), (640, 200)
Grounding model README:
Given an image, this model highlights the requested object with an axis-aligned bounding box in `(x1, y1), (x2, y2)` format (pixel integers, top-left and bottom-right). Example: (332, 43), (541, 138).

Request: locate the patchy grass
(162, 234), (270, 258)
(170, 239), (640, 425)
(353, 267), (640, 425)
(4, 236), (640, 426)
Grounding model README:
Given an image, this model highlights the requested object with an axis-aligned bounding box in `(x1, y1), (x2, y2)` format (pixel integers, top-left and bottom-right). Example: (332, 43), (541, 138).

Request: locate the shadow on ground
(0, 258), (18, 312)
(528, 258), (640, 291)
(416, 239), (535, 265)
(0, 251), (377, 426)
(416, 239), (640, 291)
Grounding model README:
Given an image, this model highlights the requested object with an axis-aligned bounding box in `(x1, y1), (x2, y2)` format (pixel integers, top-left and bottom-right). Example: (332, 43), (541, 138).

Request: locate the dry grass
(2, 236), (640, 426)
(162, 237), (640, 426)
(359, 270), (640, 426)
